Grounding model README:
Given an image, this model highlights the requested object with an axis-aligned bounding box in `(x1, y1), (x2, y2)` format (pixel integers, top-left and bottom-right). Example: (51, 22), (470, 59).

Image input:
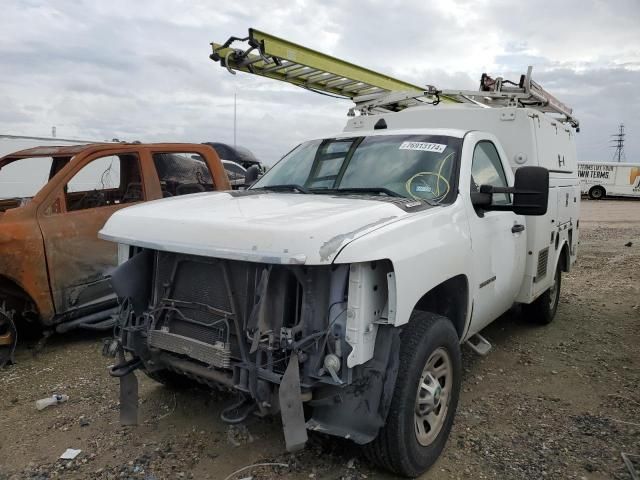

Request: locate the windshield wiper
(253, 184), (312, 194)
(318, 187), (440, 207)
(334, 187), (404, 198)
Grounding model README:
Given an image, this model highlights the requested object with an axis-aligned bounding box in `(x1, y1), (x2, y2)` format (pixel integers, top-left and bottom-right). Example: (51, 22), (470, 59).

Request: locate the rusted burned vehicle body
(0, 143), (230, 366)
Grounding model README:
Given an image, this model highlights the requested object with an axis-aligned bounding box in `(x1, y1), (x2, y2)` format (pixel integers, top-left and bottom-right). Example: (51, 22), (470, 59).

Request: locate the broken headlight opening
(117, 243), (131, 265)
(107, 249), (400, 451)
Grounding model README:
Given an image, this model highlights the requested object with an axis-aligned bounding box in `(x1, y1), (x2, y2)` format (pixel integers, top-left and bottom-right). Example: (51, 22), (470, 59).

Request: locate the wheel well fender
(412, 274), (468, 338)
(558, 242), (570, 273)
(0, 275), (39, 319)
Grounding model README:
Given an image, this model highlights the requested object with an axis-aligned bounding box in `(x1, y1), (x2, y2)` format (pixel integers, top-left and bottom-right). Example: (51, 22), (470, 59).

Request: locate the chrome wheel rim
(415, 347), (452, 446)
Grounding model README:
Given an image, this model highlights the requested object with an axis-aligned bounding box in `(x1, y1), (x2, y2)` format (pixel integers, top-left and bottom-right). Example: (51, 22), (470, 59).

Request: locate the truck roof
(333, 127), (468, 139)
(3, 143), (216, 159)
(344, 103), (574, 133)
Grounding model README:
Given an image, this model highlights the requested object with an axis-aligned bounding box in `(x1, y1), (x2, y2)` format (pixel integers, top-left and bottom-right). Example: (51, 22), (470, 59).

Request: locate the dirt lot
(1, 199), (639, 480)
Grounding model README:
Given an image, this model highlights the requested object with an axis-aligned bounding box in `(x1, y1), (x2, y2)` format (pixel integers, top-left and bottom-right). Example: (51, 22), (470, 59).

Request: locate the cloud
(0, 0), (639, 163)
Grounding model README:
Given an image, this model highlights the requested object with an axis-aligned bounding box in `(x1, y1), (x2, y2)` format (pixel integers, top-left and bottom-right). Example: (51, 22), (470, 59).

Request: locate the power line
(610, 123), (626, 162)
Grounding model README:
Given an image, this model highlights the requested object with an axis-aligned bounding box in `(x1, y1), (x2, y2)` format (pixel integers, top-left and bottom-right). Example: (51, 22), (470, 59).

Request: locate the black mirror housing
(470, 191), (492, 208)
(512, 166), (549, 216)
(473, 166), (549, 216)
(244, 165), (260, 187)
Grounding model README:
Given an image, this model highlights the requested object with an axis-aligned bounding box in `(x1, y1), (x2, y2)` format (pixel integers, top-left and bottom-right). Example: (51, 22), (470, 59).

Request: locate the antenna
(610, 123), (626, 162)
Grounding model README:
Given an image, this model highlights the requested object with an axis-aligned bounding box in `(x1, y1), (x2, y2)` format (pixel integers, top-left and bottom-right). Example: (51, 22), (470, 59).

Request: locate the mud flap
(279, 353), (308, 452)
(110, 352), (141, 426)
(119, 371), (139, 426)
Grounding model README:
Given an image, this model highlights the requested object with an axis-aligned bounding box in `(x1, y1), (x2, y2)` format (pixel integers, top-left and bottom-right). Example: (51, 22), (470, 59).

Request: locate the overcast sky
(2, 0), (639, 164)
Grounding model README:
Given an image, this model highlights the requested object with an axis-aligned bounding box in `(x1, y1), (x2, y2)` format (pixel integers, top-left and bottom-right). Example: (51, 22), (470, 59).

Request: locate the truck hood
(99, 191), (408, 264)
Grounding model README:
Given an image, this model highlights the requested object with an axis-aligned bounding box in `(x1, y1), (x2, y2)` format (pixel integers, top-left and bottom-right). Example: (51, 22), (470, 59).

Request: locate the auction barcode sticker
(399, 141), (447, 153)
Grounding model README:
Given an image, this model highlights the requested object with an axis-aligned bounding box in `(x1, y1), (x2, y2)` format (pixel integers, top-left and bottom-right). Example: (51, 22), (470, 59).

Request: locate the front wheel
(523, 261), (562, 325)
(364, 312), (462, 477)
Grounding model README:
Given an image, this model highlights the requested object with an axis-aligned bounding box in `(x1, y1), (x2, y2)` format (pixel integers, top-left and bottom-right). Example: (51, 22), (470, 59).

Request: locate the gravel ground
(1, 199), (639, 480)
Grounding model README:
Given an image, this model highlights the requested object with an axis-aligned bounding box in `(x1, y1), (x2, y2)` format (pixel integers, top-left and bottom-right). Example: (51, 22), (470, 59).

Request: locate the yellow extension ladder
(210, 29), (578, 128)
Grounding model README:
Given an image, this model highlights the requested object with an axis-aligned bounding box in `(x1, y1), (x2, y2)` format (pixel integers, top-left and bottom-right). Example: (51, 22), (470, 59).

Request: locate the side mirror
(244, 165), (260, 187)
(473, 166), (549, 216)
(511, 166), (549, 215)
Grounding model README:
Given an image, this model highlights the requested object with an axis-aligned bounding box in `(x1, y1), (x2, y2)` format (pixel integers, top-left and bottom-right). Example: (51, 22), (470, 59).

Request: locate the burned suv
(0, 143), (229, 366)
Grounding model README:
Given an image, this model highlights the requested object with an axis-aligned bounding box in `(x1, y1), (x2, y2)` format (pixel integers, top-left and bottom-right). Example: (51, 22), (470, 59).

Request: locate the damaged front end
(108, 248), (400, 450)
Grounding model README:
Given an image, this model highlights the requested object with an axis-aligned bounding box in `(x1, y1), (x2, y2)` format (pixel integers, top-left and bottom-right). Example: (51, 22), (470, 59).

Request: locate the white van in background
(579, 161), (640, 199)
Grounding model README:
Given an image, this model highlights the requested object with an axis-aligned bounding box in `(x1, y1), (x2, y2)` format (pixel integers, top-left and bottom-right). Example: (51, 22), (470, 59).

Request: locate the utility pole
(610, 123), (626, 162)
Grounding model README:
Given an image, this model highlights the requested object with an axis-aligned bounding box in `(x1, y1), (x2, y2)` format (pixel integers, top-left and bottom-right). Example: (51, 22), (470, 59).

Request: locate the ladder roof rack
(354, 66), (579, 129)
(210, 30), (579, 130)
(210, 29), (446, 102)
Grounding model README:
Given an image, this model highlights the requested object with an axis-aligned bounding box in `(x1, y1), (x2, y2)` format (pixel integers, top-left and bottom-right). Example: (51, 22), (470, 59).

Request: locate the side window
(224, 162), (245, 175)
(471, 142), (510, 205)
(66, 154), (143, 212)
(223, 162), (245, 182)
(153, 153), (214, 197)
(0, 156), (55, 198)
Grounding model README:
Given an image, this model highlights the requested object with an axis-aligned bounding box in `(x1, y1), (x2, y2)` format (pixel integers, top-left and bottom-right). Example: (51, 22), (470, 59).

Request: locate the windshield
(252, 134), (462, 203)
(0, 156), (56, 200)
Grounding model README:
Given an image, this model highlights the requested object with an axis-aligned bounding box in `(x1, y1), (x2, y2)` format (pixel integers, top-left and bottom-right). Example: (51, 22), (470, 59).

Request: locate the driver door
(465, 135), (527, 333)
(37, 152), (147, 314)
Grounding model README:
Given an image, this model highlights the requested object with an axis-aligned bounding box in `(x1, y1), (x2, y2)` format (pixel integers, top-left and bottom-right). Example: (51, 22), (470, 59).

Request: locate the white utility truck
(101, 30), (580, 478)
(579, 161), (640, 199)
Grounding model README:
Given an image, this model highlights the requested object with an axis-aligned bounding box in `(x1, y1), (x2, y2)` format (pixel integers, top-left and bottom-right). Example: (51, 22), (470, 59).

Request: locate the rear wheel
(524, 260), (562, 325)
(0, 306), (17, 368)
(589, 186), (605, 200)
(364, 312), (461, 477)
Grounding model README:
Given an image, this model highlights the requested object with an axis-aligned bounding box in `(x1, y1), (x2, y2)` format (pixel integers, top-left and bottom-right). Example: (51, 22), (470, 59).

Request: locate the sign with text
(578, 164), (615, 184)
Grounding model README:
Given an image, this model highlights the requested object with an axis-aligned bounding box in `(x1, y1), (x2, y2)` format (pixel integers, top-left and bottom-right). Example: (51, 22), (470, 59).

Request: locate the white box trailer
(579, 161), (640, 199)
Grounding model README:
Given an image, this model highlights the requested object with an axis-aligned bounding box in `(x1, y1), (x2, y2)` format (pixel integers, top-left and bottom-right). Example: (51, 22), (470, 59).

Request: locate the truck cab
(0, 143), (230, 366)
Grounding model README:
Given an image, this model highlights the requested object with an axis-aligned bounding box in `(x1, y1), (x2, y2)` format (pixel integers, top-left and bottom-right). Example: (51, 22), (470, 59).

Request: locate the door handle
(511, 224), (525, 233)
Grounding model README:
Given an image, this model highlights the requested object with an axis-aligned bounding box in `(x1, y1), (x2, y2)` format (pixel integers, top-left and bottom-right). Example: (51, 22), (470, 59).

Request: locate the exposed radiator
(148, 330), (231, 369)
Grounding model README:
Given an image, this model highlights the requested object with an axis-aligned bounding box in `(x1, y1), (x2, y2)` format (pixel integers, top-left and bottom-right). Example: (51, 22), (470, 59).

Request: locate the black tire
(523, 261), (561, 325)
(589, 186), (605, 200)
(0, 308), (17, 368)
(364, 312), (462, 477)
